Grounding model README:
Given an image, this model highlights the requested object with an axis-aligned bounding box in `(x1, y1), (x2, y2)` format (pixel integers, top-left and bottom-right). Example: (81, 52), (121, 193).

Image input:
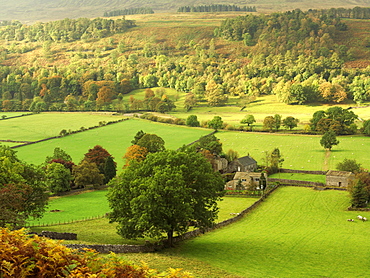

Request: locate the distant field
(159, 187), (370, 278)
(0, 112), (126, 142)
(15, 118), (210, 169)
(217, 130), (370, 171)
(170, 95), (370, 128)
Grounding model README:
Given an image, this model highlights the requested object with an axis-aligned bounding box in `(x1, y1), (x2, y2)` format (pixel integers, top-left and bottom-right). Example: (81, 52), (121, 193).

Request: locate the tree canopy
(0, 145), (48, 227)
(320, 130), (339, 150)
(108, 150), (224, 246)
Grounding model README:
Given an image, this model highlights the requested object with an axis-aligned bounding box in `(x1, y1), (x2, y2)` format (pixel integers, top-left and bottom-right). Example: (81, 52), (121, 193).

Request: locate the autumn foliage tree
(123, 145), (148, 167)
(84, 145), (116, 182)
(72, 159), (104, 188)
(0, 228), (192, 277)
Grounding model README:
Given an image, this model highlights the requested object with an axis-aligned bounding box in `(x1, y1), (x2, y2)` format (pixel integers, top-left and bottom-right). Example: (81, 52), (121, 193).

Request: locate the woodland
(1, 7), (370, 117)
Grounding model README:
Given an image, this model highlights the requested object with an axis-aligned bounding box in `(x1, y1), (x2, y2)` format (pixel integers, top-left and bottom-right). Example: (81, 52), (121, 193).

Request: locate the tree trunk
(167, 230), (174, 247)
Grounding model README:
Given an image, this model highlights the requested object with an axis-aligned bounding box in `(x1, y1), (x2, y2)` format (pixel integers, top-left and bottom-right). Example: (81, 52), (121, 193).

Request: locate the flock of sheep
(347, 215), (368, 222)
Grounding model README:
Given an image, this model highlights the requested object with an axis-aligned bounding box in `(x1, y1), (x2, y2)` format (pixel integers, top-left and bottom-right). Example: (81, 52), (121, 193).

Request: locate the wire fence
(26, 214), (107, 228)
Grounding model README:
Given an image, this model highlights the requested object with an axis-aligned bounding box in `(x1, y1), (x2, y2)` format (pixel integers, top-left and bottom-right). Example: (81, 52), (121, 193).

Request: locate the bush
(0, 228), (192, 278)
(173, 118), (185, 125)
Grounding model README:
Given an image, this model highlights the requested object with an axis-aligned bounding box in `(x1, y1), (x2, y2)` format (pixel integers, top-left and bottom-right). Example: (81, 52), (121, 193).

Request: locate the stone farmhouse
(226, 155), (257, 173)
(213, 155), (258, 173)
(326, 170), (355, 187)
(225, 172), (267, 190)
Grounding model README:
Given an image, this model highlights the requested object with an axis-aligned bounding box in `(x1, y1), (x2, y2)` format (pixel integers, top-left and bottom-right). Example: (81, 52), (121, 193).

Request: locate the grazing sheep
(362, 217), (367, 222)
(347, 219), (354, 222)
(357, 215), (364, 220)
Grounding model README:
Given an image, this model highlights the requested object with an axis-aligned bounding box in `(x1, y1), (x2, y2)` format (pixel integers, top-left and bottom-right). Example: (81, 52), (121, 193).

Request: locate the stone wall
(64, 243), (158, 253)
(39, 231), (77, 240)
(268, 178), (325, 187)
(280, 169), (327, 175)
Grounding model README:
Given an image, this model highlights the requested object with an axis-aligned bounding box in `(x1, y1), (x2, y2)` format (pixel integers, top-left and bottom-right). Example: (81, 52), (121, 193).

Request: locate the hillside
(1, 0), (370, 23)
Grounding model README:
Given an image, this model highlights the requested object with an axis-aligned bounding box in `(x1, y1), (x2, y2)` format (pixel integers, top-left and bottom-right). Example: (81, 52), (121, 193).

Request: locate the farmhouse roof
(238, 155), (257, 166)
(233, 172), (263, 180)
(326, 170), (354, 177)
(233, 172), (250, 180)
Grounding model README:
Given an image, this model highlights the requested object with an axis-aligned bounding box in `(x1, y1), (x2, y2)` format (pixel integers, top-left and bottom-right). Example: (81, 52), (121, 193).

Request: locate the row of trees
(0, 17), (135, 43)
(308, 7), (370, 20)
(45, 146), (116, 194)
(177, 5), (256, 13)
(103, 8), (154, 17)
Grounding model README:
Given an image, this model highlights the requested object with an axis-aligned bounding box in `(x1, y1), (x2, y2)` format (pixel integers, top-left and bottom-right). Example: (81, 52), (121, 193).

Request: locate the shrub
(0, 228), (192, 278)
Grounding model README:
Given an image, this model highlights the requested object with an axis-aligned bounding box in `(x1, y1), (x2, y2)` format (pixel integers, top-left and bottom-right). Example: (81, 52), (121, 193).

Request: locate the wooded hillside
(1, 10), (370, 114)
(1, 0), (370, 23)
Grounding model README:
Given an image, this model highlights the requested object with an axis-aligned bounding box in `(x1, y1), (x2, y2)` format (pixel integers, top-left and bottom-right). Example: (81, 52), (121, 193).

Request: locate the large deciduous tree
(45, 162), (71, 194)
(282, 116), (299, 130)
(108, 150), (224, 246)
(240, 114), (256, 127)
(136, 133), (165, 153)
(72, 160), (104, 189)
(186, 115), (200, 127)
(0, 145), (48, 227)
(336, 158), (362, 173)
(320, 130), (339, 150)
(123, 145), (148, 167)
(208, 116), (223, 131)
(84, 145), (116, 182)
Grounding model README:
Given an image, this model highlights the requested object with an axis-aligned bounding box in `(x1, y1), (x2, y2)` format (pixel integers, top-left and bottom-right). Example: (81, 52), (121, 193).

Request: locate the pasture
(268, 172), (326, 183)
(27, 190), (110, 227)
(217, 130), (370, 171)
(146, 187), (370, 277)
(30, 192), (257, 245)
(170, 95), (370, 128)
(15, 117), (210, 169)
(0, 112), (126, 142)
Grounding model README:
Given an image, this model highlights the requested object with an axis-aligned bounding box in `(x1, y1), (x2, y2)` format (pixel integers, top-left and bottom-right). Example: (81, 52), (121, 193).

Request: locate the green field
(269, 172), (326, 183)
(144, 187), (370, 277)
(170, 95), (370, 128)
(30, 192), (257, 245)
(0, 112), (126, 142)
(27, 190), (110, 227)
(217, 130), (370, 171)
(15, 118), (210, 169)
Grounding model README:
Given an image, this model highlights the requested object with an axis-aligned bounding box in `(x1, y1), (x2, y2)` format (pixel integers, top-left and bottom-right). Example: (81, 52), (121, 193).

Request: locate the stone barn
(326, 170), (355, 188)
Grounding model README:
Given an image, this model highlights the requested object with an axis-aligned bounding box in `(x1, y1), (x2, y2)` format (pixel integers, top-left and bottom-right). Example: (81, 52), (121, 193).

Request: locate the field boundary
(279, 169), (327, 175)
(268, 178), (325, 187)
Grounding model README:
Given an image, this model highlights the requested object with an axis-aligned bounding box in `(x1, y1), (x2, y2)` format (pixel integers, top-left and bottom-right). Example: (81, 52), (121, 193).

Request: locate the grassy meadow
(0, 112), (126, 142)
(268, 172), (326, 183)
(30, 192), (257, 245)
(125, 186), (369, 278)
(217, 130), (370, 171)
(27, 190), (110, 227)
(15, 117), (210, 169)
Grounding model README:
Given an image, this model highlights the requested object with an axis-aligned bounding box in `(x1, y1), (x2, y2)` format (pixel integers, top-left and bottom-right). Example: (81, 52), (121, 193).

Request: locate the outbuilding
(326, 170), (355, 188)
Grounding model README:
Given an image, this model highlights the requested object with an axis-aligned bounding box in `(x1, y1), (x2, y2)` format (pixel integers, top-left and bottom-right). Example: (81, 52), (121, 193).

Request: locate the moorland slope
(1, 0), (370, 23)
